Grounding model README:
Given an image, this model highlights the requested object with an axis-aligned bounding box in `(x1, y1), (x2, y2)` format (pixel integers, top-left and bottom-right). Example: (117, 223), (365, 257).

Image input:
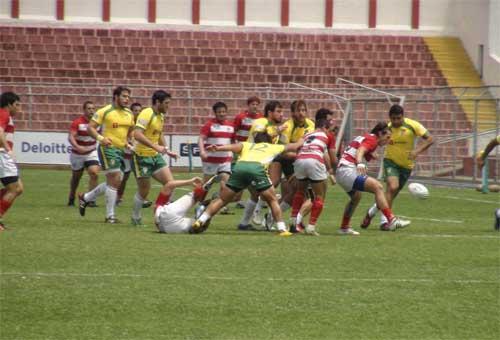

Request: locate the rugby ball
(408, 183), (429, 200)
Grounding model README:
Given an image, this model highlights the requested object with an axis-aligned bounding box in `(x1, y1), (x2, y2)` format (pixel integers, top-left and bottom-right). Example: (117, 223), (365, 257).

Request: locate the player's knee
(13, 182), (23, 196)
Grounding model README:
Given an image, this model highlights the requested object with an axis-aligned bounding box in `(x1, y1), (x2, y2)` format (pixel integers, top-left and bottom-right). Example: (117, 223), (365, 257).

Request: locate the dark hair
(315, 118), (330, 129)
(113, 86), (131, 99)
(370, 122), (389, 136)
(247, 96), (260, 105)
(152, 90), (171, 105)
(130, 102), (142, 111)
(254, 132), (272, 144)
(264, 101), (282, 117)
(0, 92), (20, 108)
(290, 100), (307, 113)
(212, 101), (228, 112)
(389, 104), (404, 116)
(315, 108), (333, 121)
(82, 100), (94, 110)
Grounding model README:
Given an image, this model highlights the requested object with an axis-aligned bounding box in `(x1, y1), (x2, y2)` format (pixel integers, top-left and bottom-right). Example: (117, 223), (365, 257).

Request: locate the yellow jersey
(92, 104), (134, 149)
(248, 117), (282, 144)
(281, 118), (315, 144)
(238, 142), (286, 168)
(134, 108), (165, 157)
(385, 117), (428, 169)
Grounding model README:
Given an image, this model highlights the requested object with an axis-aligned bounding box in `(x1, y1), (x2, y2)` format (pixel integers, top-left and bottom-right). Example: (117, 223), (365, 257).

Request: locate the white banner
(13, 131), (203, 167)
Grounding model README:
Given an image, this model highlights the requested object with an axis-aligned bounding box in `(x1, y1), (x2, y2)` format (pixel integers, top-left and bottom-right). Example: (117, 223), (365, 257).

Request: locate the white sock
(198, 212), (211, 224)
(280, 201), (291, 212)
(368, 203), (379, 218)
(132, 193), (144, 220)
(254, 197), (264, 214)
(276, 221), (287, 232)
(105, 186), (117, 218)
(240, 199), (257, 225)
(297, 212), (304, 225)
(84, 182), (106, 202)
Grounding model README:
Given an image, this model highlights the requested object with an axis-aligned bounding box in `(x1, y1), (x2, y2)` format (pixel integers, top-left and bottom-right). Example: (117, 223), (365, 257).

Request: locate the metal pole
(472, 99), (479, 181)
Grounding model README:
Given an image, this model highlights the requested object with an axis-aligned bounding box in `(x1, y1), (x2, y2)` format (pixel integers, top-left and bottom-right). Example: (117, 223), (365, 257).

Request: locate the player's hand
(277, 124), (287, 133)
(166, 150), (179, 160)
(356, 163), (367, 176)
(329, 174), (336, 185)
(101, 137), (112, 146)
(408, 150), (418, 160)
(206, 145), (218, 152)
(191, 177), (203, 186)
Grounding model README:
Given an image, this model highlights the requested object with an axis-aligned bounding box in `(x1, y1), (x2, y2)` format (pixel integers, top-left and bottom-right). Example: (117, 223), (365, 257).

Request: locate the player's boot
(78, 193), (88, 217)
(337, 227), (360, 236)
(360, 211), (373, 229)
(87, 201), (98, 208)
(383, 217), (410, 231)
(237, 223), (256, 231)
(142, 200), (153, 208)
(305, 225), (320, 236)
(67, 197), (75, 206)
(105, 216), (119, 224)
(495, 208), (500, 231)
(295, 222), (305, 233)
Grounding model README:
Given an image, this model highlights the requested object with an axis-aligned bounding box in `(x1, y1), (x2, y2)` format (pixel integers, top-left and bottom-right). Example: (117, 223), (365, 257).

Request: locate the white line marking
(399, 215), (464, 224)
(1, 272), (497, 284)
(409, 234), (500, 239)
(399, 191), (498, 204)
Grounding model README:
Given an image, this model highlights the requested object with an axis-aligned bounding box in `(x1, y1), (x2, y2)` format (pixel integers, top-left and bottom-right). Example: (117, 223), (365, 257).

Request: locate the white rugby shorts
(0, 151), (18, 179)
(336, 165), (367, 193)
(70, 150), (99, 171)
(294, 158), (328, 181)
(155, 194), (195, 233)
(202, 161), (231, 176)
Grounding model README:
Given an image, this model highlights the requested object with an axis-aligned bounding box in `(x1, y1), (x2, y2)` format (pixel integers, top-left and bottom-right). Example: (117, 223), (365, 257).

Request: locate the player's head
(152, 90), (172, 114)
(371, 121), (391, 146)
(264, 100), (283, 123)
(315, 118), (332, 131)
(247, 96), (260, 114)
(82, 101), (95, 118)
(254, 132), (272, 144)
(112, 86), (131, 109)
(315, 108), (334, 130)
(0, 92), (21, 116)
(130, 102), (142, 116)
(388, 104), (404, 128)
(290, 100), (307, 124)
(212, 101), (228, 122)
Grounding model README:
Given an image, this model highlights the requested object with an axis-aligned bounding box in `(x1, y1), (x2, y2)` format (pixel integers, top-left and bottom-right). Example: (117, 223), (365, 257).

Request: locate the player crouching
(192, 132), (303, 236)
(336, 122), (410, 234)
(154, 175), (217, 234)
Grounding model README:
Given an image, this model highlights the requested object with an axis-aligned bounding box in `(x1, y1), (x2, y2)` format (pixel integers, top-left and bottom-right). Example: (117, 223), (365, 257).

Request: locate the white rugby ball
(408, 183), (429, 200)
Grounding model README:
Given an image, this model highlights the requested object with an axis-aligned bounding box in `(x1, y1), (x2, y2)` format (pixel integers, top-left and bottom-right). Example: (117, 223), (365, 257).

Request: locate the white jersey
(297, 130), (335, 164)
(338, 133), (378, 168)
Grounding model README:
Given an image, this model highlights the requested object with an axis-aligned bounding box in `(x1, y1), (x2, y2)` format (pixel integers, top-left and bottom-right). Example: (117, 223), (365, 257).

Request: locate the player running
(79, 86), (135, 223)
(67, 101), (100, 207)
(336, 122), (410, 234)
(361, 104), (433, 229)
(0, 92), (23, 230)
(192, 132), (303, 236)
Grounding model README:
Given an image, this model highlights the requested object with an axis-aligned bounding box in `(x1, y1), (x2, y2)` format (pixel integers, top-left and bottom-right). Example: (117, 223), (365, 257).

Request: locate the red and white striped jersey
(233, 111), (264, 142)
(339, 133), (378, 167)
(297, 130), (335, 164)
(0, 108), (14, 151)
(200, 118), (235, 163)
(70, 115), (97, 155)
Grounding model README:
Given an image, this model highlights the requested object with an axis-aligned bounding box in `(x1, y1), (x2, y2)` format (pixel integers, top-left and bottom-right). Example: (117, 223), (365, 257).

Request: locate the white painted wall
(332, 0), (368, 29)
(377, 0), (412, 30)
(200, 0), (237, 26)
(65, 0), (101, 23)
(289, 0), (324, 28)
(156, 0), (191, 25)
(19, 0), (56, 20)
(110, 0), (147, 23)
(246, 0), (281, 27)
(420, 0), (453, 31)
(0, 0), (10, 19)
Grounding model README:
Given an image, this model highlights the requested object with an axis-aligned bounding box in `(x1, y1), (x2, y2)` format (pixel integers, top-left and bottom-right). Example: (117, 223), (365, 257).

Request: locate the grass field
(1, 168), (499, 340)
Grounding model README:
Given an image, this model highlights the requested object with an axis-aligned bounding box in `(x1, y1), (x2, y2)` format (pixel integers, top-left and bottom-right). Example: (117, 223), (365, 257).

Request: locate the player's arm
(355, 146), (369, 175)
(477, 137), (500, 169)
(162, 177), (203, 195)
(284, 139), (304, 153)
(206, 143), (243, 154)
(198, 134), (209, 161)
(133, 127), (167, 154)
(159, 131), (178, 160)
(0, 126), (11, 154)
(410, 131), (434, 160)
(87, 120), (112, 146)
(68, 129), (87, 154)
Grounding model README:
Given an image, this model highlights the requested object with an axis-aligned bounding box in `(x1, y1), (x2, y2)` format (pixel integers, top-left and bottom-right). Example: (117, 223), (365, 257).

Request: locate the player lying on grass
(154, 175), (217, 234)
(192, 132), (303, 236)
(476, 134), (500, 230)
(336, 122), (410, 234)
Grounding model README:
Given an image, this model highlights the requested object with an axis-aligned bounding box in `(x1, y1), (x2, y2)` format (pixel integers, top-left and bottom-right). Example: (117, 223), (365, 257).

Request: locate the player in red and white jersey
(288, 115), (336, 235)
(67, 101), (100, 207)
(0, 92), (23, 230)
(233, 96), (263, 142)
(336, 122), (410, 235)
(198, 102), (235, 206)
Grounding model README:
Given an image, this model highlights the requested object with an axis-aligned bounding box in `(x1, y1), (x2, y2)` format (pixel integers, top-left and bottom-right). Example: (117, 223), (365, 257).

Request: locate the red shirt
(297, 130), (335, 164)
(70, 115), (97, 155)
(233, 111), (263, 142)
(200, 118), (235, 164)
(0, 108), (14, 150)
(339, 133), (378, 167)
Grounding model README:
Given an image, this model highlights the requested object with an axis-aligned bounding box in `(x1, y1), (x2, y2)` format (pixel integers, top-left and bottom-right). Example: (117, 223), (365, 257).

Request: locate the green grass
(1, 168), (499, 340)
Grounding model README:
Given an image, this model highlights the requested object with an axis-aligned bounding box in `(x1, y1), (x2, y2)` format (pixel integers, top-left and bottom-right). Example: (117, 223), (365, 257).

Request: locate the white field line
(399, 191), (499, 205)
(398, 215), (464, 224)
(0, 272), (497, 284)
(409, 234), (500, 240)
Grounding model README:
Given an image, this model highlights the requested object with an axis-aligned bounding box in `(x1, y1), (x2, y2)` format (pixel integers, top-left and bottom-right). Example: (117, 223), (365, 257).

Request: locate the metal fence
(1, 82), (499, 187)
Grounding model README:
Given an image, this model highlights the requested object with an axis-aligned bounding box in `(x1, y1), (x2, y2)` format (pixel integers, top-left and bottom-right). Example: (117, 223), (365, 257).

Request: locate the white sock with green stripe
(105, 186), (117, 218)
(132, 193), (144, 220)
(84, 182), (106, 202)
